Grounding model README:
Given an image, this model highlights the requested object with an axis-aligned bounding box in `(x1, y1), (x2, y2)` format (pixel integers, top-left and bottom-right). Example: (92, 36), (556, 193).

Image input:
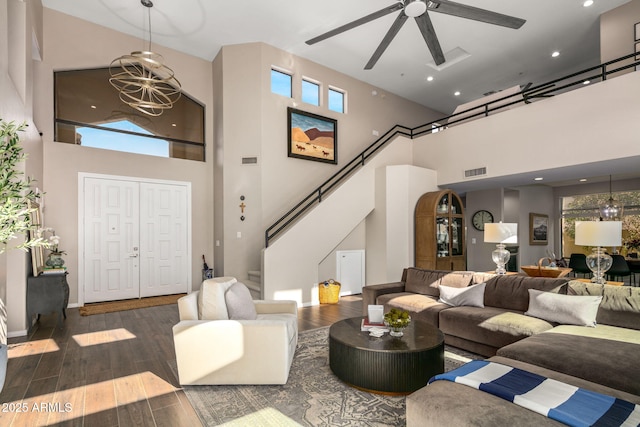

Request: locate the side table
(27, 273), (69, 332)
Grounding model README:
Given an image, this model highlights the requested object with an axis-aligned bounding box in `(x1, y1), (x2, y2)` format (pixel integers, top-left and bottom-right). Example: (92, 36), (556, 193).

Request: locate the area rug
(175, 326), (483, 427)
(78, 293), (185, 316)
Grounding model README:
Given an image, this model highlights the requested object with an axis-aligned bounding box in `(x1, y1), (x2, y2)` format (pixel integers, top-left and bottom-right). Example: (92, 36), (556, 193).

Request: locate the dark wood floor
(0, 295), (363, 426)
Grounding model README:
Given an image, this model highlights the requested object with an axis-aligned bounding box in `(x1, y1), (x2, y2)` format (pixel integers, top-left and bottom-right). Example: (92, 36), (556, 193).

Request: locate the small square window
(328, 88), (345, 113)
(302, 79), (320, 106)
(271, 69), (292, 98)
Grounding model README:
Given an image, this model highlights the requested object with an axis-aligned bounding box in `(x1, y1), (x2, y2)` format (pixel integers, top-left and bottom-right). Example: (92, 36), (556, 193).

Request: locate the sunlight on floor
(72, 328), (137, 347)
(0, 371), (177, 425)
(8, 339), (60, 358)
(218, 407), (301, 427)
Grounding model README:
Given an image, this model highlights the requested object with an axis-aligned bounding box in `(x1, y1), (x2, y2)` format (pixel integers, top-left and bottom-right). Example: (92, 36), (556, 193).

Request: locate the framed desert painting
(529, 212), (549, 245)
(287, 107), (337, 164)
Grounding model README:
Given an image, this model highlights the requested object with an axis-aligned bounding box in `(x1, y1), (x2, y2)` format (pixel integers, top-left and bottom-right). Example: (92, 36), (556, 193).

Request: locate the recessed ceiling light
(90, 105), (97, 109)
(534, 177), (544, 181)
(583, 80), (590, 85)
(427, 76), (434, 82)
(551, 51), (560, 58)
(171, 123), (177, 127)
(583, 0), (594, 7)
(579, 178), (587, 182)
(454, 91), (461, 96)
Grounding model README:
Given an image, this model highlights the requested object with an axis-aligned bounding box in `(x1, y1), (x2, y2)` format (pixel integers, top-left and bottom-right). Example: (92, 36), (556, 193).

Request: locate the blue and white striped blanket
(429, 361), (640, 427)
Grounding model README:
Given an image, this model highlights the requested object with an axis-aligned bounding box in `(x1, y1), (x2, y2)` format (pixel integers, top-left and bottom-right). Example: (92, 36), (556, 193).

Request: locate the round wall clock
(472, 210), (494, 231)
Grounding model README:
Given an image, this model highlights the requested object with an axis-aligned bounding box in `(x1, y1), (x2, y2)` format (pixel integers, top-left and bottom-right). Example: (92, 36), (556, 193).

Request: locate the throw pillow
(438, 282), (486, 308)
(198, 277), (237, 320)
(225, 282), (257, 320)
(525, 289), (602, 327)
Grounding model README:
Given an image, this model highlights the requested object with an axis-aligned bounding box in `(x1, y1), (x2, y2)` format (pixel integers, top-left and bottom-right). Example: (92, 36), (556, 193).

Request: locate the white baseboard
(8, 329), (27, 338)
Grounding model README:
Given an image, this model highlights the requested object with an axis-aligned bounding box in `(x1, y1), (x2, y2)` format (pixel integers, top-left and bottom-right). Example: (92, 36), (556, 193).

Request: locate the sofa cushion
(225, 282), (257, 320)
(483, 275), (568, 312)
(439, 306), (555, 349)
(404, 268), (473, 297)
(525, 289), (601, 327)
(198, 277), (237, 320)
(438, 283), (486, 308)
(376, 292), (449, 327)
(567, 281), (640, 330)
(497, 325), (640, 395)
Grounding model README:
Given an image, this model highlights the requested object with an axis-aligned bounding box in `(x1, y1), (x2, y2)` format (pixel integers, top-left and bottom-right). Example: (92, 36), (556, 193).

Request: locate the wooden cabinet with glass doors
(415, 190), (466, 271)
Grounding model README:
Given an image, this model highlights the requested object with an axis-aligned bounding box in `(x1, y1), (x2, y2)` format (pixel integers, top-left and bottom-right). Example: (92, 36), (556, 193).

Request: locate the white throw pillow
(225, 282), (257, 320)
(438, 282), (486, 308)
(198, 277), (237, 320)
(525, 289), (602, 327)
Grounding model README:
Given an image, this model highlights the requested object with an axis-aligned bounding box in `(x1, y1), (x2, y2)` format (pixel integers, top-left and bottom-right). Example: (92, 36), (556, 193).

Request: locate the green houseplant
(0, 119), (47, 391)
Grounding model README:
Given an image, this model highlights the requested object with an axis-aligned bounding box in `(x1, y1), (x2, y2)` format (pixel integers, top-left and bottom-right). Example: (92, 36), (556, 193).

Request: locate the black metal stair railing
(265, 52), (639, 248)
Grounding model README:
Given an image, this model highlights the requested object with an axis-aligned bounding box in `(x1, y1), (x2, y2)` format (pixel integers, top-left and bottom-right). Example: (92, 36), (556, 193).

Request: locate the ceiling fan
(306, 0), (526, 70)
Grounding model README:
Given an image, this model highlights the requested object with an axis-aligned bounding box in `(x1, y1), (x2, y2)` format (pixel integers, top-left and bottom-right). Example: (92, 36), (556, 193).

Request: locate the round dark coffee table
(329, 316), (444, 394)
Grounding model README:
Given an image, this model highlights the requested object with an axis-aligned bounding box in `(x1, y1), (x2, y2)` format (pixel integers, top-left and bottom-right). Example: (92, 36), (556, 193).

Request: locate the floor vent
(464, 167), (487, 178)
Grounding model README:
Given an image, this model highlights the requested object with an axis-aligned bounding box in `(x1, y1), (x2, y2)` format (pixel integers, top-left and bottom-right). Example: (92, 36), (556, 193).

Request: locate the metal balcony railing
(265, 53), (639, 247)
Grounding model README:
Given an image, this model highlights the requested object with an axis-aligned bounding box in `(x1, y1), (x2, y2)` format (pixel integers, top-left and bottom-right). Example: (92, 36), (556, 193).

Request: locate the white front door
(139, 183), (189, 297)
(82, 176), (191, 303)
(84, 178), (140, 303)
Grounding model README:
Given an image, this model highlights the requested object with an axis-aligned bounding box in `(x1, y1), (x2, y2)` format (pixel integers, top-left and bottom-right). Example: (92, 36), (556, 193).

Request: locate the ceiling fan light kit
(306, 0), (526, 69)
(109, 0), (182, 116)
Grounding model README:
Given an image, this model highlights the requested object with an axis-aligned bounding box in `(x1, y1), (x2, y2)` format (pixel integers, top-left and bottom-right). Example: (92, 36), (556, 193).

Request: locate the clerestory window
(54, 68), (205, 161)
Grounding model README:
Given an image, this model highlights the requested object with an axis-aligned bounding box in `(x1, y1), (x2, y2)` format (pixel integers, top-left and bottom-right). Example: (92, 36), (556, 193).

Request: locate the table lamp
(574, 221), (622, 284)
(484, 223), (518, 275)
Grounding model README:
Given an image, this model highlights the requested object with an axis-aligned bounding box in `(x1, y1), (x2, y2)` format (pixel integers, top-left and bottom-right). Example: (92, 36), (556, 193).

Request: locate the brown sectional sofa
(362, 267), (640, 426)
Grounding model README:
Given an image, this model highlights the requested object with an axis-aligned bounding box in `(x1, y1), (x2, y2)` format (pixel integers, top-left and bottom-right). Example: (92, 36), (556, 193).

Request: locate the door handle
(129, 254), (139, 258)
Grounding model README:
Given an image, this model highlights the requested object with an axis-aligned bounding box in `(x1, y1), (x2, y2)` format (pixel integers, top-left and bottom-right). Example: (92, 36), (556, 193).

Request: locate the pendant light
(599, 175), (624, 221)
(109, 0), (181, 116)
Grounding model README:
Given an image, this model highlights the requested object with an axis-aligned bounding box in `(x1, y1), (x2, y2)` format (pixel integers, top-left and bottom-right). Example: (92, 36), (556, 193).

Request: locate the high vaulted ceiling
(42, 0), (630, 114)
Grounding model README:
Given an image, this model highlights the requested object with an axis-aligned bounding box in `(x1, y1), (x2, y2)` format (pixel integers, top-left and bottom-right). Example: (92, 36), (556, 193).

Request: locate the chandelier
(599, 175), (624, 221)
(109, 0), (181, 116)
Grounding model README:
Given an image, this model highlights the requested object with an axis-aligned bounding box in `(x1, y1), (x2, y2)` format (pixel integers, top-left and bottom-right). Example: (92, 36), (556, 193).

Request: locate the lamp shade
(484, 223), (518, 244)
(574, 221), (622, 247)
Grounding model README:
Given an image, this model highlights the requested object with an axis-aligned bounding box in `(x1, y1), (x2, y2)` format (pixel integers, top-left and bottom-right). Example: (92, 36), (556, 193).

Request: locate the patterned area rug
(176, 326), (483, 426)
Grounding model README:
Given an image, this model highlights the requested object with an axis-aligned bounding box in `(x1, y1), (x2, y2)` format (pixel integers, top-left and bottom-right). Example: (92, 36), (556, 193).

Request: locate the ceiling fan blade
(427, 0), (526, 29)
(414, 12), (445, 65)
(306, 3), (404, 45)
(364, 12), (409, 70)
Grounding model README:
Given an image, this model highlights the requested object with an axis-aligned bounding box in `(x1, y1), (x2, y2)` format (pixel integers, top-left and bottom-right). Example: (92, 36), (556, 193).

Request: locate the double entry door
(83, 176), (190, 303)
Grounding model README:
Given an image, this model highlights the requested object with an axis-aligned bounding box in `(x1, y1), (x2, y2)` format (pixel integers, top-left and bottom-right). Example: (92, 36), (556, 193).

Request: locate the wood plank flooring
(1, 294), (363, 426)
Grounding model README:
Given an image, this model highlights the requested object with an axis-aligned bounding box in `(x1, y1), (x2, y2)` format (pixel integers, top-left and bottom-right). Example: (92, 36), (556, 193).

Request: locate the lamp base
(586, 247), (613, 285)
(492, 244), (511, 275)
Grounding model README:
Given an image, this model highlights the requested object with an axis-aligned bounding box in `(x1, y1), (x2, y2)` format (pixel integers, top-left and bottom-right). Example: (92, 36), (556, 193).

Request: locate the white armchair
(172, 278), (298, 385)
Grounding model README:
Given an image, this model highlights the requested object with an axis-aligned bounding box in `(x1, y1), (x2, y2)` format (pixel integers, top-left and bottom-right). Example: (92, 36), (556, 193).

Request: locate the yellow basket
(319, 281), (341, 304)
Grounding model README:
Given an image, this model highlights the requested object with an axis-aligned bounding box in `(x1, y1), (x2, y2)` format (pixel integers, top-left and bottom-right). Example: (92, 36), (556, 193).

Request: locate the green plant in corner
(0, 118), (48, 392)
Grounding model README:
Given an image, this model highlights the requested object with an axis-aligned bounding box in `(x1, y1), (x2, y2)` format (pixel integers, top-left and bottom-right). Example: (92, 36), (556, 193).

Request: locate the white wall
(216, 43), (443, 283)
(33, 8), (215, 306)
(366, 165), (438, 284)
(412, 71), (640, 188)
(263, 137), (422, 306)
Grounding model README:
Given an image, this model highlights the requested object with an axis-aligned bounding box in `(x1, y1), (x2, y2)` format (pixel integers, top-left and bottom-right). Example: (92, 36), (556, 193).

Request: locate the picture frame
(287, 107), (337, 164)
(529, 213), (549, 246)
(28, 200), (45, 276)
(635, 22), (640, 41)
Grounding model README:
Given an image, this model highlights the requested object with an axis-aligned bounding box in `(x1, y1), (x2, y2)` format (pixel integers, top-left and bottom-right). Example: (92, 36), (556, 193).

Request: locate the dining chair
(568, 253), (591, 278)
(606, 255), (633, 285)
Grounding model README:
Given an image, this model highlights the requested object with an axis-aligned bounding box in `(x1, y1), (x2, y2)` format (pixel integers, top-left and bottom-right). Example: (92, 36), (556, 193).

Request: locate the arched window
(54, 68), (205, 161)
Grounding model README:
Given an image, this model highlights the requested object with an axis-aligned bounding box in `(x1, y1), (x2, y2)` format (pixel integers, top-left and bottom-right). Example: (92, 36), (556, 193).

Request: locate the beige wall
(1, 0), (44, 336)
(33, 8), (215, 306)
(601, 0), (640, 76)
(216, 42), (443, 282)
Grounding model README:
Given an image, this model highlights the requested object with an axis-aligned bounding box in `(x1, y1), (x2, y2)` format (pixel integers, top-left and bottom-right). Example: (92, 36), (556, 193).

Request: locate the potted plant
(0, 119), (47, 391)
